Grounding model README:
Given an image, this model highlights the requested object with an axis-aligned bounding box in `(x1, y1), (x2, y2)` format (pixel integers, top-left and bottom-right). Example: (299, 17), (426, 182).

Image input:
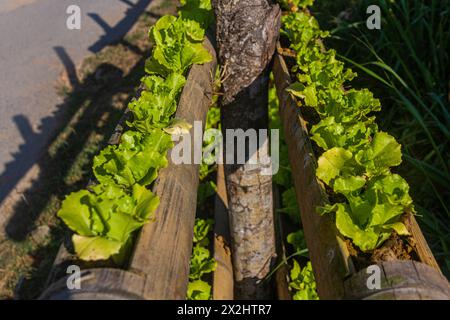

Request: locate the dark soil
(346, 232), (419, 271)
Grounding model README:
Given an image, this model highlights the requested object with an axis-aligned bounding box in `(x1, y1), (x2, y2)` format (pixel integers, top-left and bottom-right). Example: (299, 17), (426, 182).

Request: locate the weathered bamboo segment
(125, 35), (217, 299)
(212, 164), (234, 300)
(344, 261), (450, 300)
(40, 35), (217, 300)
(273, 186), (293, 300)
(273, 51), (350, 299)
(403, 212), (440, 270)
(272, 50), (448, 299)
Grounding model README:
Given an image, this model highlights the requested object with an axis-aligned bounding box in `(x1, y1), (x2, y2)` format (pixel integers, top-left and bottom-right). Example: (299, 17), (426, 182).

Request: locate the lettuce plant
(93, 130), (173, 187)
(145, 14), (212, 77)
(290, 261), (319, 300)
(127, 73), (186, 132)
(270, 84), (318, 299)
(187, 218), (216, 300)
(58, 183), (159, 261)
(57, 0), (213, 261)
(281, 6), (415, 252)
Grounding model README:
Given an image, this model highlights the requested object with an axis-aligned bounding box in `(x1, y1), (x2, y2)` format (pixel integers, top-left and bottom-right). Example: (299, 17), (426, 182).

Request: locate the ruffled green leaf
(189, 245), (217, 280)
(129, 73), (186, 132)
(193, 218), (214, 245)
(58, 190), (97, 237)
(289, 261), (319, 300)
(334, 203), (380, 251)
(316, 147), (354, 184)
(145, 16), (211, 77)
(58, 183), (159, 261)
(333, 175), (366, 195)
(187, 280), (211, 300)
(93, 130), (172, 188)
(355, 132), (402, 176)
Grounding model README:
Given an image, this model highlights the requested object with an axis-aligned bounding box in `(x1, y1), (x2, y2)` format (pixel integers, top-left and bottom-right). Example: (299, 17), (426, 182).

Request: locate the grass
(313, 0), (450, 276)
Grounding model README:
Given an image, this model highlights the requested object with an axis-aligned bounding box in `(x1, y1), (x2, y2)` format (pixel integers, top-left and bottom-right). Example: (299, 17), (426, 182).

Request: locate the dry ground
(0, 0), (178, 299)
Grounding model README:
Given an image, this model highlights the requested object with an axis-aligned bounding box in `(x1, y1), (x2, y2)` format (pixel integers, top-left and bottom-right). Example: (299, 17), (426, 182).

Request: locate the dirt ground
(0, 0), (178, 299)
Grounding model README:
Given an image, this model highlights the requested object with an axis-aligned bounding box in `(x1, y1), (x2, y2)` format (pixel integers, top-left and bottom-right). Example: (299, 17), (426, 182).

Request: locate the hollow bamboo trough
(272, 50), (450, 300)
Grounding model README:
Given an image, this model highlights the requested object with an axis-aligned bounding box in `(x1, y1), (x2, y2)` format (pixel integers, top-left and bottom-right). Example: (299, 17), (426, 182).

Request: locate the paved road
(0, 0), (152, 203)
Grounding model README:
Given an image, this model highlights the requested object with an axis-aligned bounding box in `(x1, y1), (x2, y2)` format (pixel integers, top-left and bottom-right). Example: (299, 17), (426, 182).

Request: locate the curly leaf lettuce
(355, 132), (402, 177)
(193, 218), (214, 246)
(93, 130), (173, 188)
(316, 147), (356, 185)
(289, 261), (319, 300)
(58, 184), (159, 261)
(57, 1), (212, 262)
(180, 0), (214, 30)
(187, 280), (212, 300)
(187, 218), (216, 300)
(189, 244), (217, 280)
(145, 15), (211, 76)
(321, 174), (412, 251)
(128, 73), (186, 132)
(282, 7), (414, 252)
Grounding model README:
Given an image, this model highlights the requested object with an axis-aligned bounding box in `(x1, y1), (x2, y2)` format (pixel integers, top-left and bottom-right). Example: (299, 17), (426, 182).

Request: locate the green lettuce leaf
(365, 174), (413, 227)
(321, 174), (412, 251)
(334, 203), (380, 251)
(72, 235), (123, 261)
(58, 183), (159, 261)
(287, 82), (318, 107)
(193, 218), (214, 246)
(316, 147), (355, 184)
(189, 244), (217, 280)
(58, 190), (97, 237)
(129, 73), (186, 132)
(93, 130), (172, 188)
(145, 15), (211, 76)
(333, 175), (366, 195)
(187, 280), (211, 300)
(289, 260), (319, 300)
(180, 0), (214, 30)
(311, 117), (377, 151)
(355, 132), (402, 176)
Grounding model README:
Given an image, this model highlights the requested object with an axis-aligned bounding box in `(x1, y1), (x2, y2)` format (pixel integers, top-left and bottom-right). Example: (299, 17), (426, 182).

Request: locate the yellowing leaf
(72, 235), (122, 261)
(163, 118), (192, 135)
(317, 147), (353, 184)
(383, 222), (410, 236)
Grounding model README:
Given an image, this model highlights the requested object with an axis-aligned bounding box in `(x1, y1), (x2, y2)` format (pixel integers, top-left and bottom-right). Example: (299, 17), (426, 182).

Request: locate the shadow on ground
(0, 0), (178, 299)
(0, 0), (154, 211)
